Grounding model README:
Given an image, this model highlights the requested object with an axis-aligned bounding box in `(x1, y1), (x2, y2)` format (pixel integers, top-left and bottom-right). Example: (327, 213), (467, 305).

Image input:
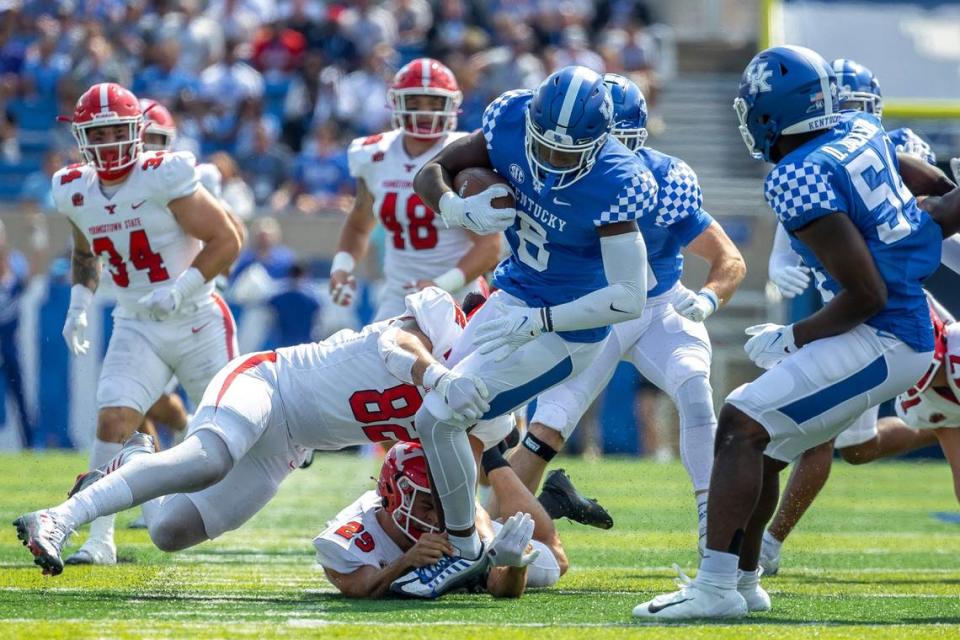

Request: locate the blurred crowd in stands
(3, 0), (665, 218)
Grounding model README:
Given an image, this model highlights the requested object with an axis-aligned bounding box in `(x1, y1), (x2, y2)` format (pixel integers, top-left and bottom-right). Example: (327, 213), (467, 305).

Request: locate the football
(453, 167), (515, 209)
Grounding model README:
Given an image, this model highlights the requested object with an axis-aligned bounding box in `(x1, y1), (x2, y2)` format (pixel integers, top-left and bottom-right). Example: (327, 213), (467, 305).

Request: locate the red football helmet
(377, 441), (439, 542)
(140, 99), (177, 151)
(387, 58), (462, 139)
(66, 83), (143, 180)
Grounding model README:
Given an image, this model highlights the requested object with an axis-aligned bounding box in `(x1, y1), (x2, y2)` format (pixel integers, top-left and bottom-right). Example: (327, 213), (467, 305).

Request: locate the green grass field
(1, 452), (958, 639)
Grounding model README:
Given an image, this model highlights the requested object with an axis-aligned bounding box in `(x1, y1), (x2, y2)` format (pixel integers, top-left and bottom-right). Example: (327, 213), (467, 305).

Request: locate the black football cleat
(538, 468), (614, 530)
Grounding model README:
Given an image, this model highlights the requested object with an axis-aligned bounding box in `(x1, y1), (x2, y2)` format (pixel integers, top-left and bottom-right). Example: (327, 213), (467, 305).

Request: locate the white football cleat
(632, 565), (748, 620)
(390, 544), (490, 599)
(759, 531), (781, 576)
(13, 510), (73, 576)
(65, 537), (117, 566)
(737, 569), (772, 612)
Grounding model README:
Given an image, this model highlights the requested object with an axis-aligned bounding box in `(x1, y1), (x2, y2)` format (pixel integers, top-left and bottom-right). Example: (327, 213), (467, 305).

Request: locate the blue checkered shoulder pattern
(764, 161), (841, 225)
(482, 90), (531, 150)
(594, 168), (658, 226)
(655, 160), (702, 227)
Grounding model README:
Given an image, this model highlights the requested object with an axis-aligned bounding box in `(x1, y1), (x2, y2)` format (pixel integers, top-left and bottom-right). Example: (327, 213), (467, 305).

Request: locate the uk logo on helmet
(509, 163), (525, 184)
(746, 62), (773, 94)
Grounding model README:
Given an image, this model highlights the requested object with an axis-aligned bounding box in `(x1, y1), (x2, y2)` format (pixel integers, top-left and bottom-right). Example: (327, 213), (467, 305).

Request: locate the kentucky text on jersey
(481, 89), (658, 342)
(763, 111), (940, 351)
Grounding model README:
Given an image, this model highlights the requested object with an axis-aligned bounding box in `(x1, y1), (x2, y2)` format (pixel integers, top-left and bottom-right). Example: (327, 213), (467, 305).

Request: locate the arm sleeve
(763, 161), (849, 232)
(769, 221), (804, 272)
(548, 230), (648, 331)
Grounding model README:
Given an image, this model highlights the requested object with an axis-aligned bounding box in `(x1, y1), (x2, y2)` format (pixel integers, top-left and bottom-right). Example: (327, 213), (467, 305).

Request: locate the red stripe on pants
(215, 351), (277, 408)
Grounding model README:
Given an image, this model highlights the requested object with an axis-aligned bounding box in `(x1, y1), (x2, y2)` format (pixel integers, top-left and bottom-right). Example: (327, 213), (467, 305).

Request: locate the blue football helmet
(525, 66), (613, 190)
(831, 58), (883, 117)
(603, 73), (648, 151)
(734, 45), (842, 162)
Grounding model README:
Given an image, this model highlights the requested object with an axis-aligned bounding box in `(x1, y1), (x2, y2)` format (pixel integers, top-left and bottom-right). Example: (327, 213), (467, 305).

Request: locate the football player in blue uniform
(761, 57), (958, 576)
(635, 45), (944, 619)
(394, 66), (658, 598)
(495, 74), (746, 552)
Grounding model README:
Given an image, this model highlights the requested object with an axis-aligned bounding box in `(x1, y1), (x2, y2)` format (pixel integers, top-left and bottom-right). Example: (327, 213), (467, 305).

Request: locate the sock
(86, 438), (123, 543)
(696, 491), (708, 553)
(449, 531), (482, 558)
(51, 473), (134, 532)
(696, 549), (739, 590)
(737, 568), (761, 589)
(763, 530), (783, 553)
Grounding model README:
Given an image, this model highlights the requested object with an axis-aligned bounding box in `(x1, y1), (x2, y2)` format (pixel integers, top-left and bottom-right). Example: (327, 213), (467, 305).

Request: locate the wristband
(69, 284), (94, 311)
(423, 362), (449, 390)
(433, 268), (466, 293)
(331, 251), (355, 275)
(699, 287), (720, 312)
(174, 267), (207, 299)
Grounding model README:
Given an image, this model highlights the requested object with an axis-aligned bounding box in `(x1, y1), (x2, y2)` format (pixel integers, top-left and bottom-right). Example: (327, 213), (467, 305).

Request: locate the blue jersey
(481, 90), (658, 343)
(764, 111), (940, 352)
(634, 148), (713, 297)
(887, 127), (936, 166)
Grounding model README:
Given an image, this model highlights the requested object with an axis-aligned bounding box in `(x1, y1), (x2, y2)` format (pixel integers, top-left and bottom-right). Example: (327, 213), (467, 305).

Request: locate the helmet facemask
(74, 118), (143, 176)
(390, 475), (440, 543)
(389, 89), (461, 139)
(733, 96), (766, 161)
(838, 89), (883, 118)
(524, 108), (607, 191)
(612, 125), (648, 152)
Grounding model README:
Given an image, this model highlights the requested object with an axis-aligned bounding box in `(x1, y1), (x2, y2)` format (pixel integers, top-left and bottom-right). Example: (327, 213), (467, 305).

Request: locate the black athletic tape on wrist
(522, 432), (557, 462)
(481, 446), (511, 475)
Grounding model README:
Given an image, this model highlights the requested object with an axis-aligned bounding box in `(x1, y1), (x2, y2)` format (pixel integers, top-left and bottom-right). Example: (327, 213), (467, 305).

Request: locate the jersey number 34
(92, 230), (169, 288)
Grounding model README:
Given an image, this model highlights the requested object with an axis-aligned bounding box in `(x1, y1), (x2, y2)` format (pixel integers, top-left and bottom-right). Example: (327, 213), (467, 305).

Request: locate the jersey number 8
(517, 211), (550, 272)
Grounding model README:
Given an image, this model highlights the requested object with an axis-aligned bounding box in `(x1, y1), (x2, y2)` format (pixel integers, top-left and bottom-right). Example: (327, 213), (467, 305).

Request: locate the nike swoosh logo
(132, 200), (146, 209)
(609, 303), (629, 313)
(552, 197), (570, 206)
(191, 322), (210, 334)
(517, 317), (528, 330)
(647, 597), (692, 614)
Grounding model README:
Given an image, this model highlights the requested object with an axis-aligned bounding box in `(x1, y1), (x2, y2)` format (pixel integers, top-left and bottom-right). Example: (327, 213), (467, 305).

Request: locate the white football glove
(673, 288), (719, 323)
(62, 285), (92, 356)
(951, 157), (960, 186)
(473, 303), (547, 362)
(438, 187), (516, 234)
(769, 264), (811, 299)
(426, 364), (491, 423)
(330, 273), (357, 306)
(137, 267), (206, 321)
(744, 323), (798, 369)
(488, 512), (540, 568)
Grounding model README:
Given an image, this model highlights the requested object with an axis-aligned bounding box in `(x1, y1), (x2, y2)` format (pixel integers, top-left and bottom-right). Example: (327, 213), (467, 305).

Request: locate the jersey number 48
(380, 193), (438, 250)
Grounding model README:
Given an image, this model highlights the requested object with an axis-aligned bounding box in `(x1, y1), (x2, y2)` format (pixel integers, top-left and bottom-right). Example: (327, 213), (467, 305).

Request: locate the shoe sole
(12, 517), (64, 576)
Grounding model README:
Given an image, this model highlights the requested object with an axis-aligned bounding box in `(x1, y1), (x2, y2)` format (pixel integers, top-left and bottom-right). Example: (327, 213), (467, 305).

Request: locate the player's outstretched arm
(897, 152), (956, 198)
(322, 532), (455, 599)
(790, 213), (887, 347)
(680, 221), (747, 319)
(330, 178), (376, 305)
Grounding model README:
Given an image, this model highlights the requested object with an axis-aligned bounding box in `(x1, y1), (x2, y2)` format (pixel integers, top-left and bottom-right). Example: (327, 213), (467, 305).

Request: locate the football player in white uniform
(13, 288), (513, 577)
(315, 441), (567, 599)
(328, 58), (501, 319)
(494, 75), (746, 551)
(51, 83), (242, 565)
(136, 98), (246, 447)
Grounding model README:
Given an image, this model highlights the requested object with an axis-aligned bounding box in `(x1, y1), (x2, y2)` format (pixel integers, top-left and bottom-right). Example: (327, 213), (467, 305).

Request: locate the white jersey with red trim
(313, 490), (402, 574)
(348, 129), (474, 291)
(51, 150), (213, 314)
(896, 300), (960, 430)
(274, 287), (512, 451)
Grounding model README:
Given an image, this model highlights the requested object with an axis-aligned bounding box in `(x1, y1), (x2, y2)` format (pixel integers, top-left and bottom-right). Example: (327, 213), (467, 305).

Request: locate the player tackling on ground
(634, 45), (950, 619)
(52, 83), (241, 565)
(328, 58), (501, 318)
